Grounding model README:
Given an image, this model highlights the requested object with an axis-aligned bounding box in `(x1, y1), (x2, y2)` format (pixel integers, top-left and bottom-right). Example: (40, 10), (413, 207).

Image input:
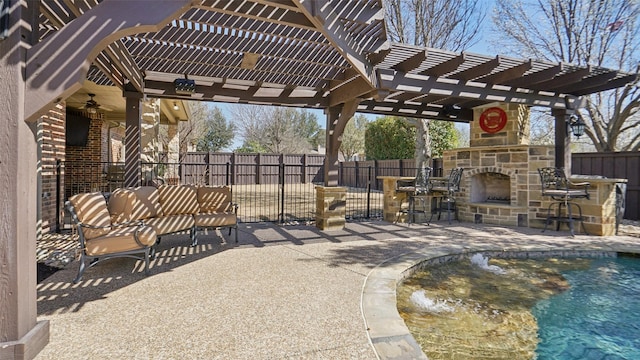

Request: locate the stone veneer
(315, 186), (347, 230)
(440, 103), (622, 236)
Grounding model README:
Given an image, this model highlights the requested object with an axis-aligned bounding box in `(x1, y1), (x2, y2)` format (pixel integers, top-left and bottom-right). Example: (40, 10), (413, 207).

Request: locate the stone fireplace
(443, 103), (554, 227)
(381, 102), (625, 236)
(436, 102), (623, 235)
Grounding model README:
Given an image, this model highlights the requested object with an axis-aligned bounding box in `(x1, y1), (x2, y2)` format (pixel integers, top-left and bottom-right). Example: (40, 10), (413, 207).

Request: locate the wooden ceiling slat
(475, 60), (532, 85)
(196, 1), (316, 30)
(527, 67), (591, 91)
(571, 73), (638, 96)
(419, 53), (466, 77)
(449, 56), (500, 81)
(553, 71), (618, 94)
(392, 50), (427, 73)
(129, 28), (344, 68)
(504, 64), (563, 87)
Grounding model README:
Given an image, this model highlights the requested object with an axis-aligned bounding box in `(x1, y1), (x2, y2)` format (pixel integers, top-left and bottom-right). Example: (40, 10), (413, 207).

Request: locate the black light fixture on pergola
(567, 115), (587, 138)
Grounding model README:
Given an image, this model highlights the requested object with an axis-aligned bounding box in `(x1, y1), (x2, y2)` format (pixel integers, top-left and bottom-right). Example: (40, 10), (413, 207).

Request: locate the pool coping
(361, 244), (640, 360)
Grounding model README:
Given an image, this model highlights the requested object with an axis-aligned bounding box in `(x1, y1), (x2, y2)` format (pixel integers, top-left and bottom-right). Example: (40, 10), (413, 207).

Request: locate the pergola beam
(296, 0), (379, 91)
(24, 0), (195, 122)
(378, 69), (574, 109)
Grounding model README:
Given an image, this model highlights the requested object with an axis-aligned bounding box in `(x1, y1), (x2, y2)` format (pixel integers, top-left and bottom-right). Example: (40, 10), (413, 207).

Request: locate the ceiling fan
(80, 93), (112, 113)
(83, 93), (100, 114)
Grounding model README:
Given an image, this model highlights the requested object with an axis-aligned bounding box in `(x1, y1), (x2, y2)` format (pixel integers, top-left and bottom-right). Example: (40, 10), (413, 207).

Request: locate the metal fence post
(55, 159), (62, 233)
(279, 162), (285, 224)
(367, 165), (372, 218)
(225, 162), (230, 186)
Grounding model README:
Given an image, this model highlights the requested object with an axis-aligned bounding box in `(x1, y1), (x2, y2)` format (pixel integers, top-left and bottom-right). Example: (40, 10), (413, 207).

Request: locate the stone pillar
(0, 2), (50, 359)
(315, 186), (346, 230)
(140, 98), (160, 182)
(166, 124), (180, 184)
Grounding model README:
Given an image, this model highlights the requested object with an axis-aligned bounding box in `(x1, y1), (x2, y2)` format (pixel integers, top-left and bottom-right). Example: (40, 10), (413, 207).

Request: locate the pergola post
(316, 99), (359, 230)
(0, 2), (49, 359)
(552, 109), (572, 176)
(323, 99), (360, 186)
(124, 90), (143, 187)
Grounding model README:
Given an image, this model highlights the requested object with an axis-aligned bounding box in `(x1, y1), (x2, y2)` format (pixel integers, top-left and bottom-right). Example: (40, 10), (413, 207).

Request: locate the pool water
(397, 255), (640, 360)
(533, 256), (640, 359)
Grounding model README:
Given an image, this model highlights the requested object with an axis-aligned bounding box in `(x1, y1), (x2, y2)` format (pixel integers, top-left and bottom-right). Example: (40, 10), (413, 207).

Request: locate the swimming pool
(396, 253), (640, 359)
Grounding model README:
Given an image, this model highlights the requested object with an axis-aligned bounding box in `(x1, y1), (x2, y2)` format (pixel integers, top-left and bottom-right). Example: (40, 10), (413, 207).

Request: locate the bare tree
(158, 101), (208, 159)
(492, 0), (640, 151)
(232, 104), (321, 153)
(384, 0), (484, 51)
(384, 0), (485, 169)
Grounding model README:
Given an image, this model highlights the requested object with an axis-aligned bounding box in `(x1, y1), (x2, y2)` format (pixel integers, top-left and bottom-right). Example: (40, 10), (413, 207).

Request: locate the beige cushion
(108, 188), (136, 224)
(69, 192), (112, 240)
(197, 186), (232, 212)
(194, 213), (237, 228)
(145, 215), (195, 236)
(84, 225), (157, 256)
(158, 185), (200, 216)
(128, 186), (163, 220)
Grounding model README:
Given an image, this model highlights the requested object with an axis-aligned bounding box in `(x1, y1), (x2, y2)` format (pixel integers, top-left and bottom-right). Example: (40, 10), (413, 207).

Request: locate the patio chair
(396, 166), (432, 225)
(66, 192), (157, 283)
(429, 167), (464, 224)
(538, 167), (590, 236)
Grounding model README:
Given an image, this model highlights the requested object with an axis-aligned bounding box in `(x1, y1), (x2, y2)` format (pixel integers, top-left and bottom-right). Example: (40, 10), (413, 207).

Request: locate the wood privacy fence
(172, 152), (638, 220)
(171, 152), (444, 190)
(572, 152), (639, 220)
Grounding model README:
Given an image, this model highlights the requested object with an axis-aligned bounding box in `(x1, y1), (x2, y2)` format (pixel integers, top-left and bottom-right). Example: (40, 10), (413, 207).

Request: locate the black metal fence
(57, 157), (396, 227)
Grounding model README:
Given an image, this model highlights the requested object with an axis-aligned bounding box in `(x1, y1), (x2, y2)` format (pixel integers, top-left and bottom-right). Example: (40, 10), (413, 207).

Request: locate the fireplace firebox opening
(471, 172), (511, 204)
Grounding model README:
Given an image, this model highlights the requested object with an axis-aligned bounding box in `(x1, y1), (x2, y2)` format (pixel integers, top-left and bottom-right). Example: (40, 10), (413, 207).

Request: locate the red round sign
(479, 107), (507, 133)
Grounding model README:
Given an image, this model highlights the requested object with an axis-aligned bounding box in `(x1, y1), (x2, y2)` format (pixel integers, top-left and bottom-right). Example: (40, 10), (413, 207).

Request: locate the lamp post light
(568, 115), (586, 138)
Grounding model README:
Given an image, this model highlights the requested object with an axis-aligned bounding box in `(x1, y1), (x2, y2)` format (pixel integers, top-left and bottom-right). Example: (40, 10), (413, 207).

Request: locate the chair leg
(190, 227), (198, 247)
(144, 248), (150, 276)
(566, 200), (575, 236)
(543, 202), (555, 233)
(73, 254), (87, 284)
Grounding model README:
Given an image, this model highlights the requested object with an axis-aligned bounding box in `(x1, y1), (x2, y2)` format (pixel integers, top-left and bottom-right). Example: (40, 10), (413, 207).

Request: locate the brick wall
(39, 104), (66, 233)
(64, 111), (107, 198)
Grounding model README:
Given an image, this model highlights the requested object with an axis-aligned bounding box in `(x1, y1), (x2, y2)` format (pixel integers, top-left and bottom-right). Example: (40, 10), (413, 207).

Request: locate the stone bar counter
(540, 176), (628, 236)
(378, 176), (438, 224)
(379, 174), (627, 236)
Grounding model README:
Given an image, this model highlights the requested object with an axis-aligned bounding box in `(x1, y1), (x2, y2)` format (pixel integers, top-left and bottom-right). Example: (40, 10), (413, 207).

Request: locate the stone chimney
(470, 103), (530, 147)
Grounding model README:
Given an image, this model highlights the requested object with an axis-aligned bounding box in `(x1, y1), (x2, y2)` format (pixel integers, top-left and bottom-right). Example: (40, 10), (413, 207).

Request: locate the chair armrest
(569, 181), (590, 187)
(111, 220), (145, 228)
(78, 222), (113, 230)
(231, 203), (239, 214)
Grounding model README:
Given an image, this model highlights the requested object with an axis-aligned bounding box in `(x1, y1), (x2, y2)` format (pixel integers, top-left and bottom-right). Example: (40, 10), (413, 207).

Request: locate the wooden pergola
(1, 1), (636, 358)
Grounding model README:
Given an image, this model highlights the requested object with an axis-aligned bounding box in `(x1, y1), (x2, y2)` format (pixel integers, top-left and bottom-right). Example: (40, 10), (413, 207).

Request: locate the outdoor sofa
(66, 184), (238, 282)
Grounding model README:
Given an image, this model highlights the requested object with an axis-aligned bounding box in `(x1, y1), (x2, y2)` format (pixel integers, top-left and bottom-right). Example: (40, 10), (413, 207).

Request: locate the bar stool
(538, 167), (590, 236)
(428, 167), (464, 224)
(396, 167), (431, 225)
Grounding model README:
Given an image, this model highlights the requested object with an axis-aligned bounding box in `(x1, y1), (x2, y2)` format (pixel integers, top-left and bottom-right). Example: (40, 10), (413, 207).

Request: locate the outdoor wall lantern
(567, 114), (586, 138)
(173, 102), (180, 111)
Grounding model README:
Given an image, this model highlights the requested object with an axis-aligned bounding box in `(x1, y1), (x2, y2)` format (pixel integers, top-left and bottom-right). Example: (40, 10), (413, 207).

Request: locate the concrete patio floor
(35, 220), (640, 359)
